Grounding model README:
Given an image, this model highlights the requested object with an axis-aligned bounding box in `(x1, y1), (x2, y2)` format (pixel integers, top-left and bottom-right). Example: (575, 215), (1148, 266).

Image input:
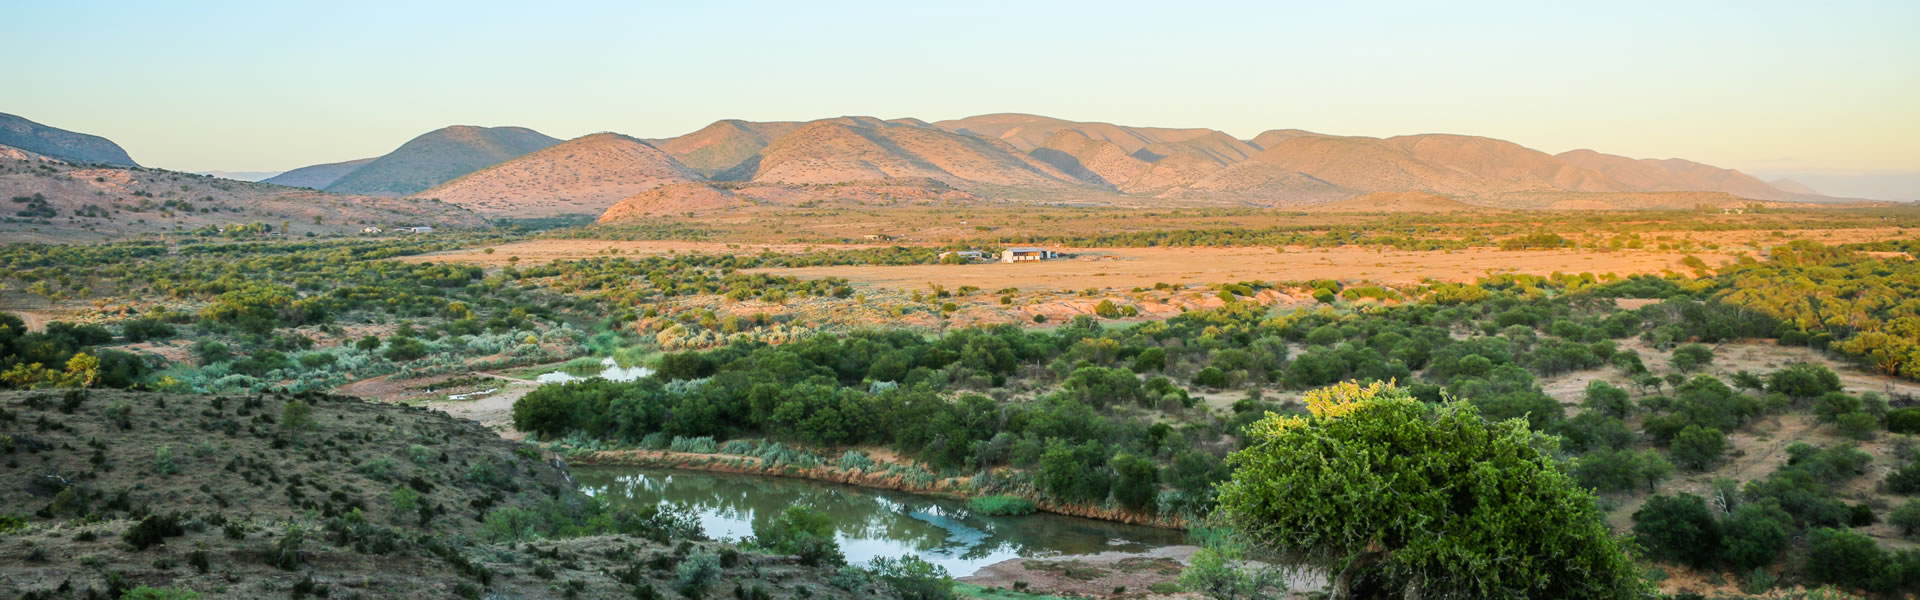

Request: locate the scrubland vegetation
(2, 208), (1918, 599)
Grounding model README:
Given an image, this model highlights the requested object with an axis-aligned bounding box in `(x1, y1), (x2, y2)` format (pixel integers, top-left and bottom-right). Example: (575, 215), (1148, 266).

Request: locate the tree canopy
(1215, 381), (1648, 599)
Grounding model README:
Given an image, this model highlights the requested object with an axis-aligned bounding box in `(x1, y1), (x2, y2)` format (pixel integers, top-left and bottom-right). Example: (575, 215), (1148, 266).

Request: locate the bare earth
(751, 247), (1735, 291)
(397, 239), (861, 266)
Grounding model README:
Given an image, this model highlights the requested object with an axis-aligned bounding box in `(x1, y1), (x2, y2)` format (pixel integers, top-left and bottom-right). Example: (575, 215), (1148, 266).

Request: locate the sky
(5, 0), (1918, 198)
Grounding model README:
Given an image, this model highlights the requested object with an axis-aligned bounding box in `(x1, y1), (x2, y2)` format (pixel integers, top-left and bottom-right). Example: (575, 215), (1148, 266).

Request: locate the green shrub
(968, 495), (1037, 516)
(0, 514), (27, 535)
(871, 555), (953, 600)
(1836, 411), (1879, 440)
(753, 506), (842, 567)
(1803, 528), (1887, 590)
(1890, 499), (1920, 536)
(1192, 366), (1228, 389)
(1889, 408), (1920, 434)
(670, 436), (718, 454)
(153, 445), (177, 476)
(281, 400), (313, 434)
(1887, 462), (1920, 494)
(122, 586), (202, 600)
(674, 552), (721, 596)
(1669, 426), (1726, 471)
(1631, 493), (1721, 568)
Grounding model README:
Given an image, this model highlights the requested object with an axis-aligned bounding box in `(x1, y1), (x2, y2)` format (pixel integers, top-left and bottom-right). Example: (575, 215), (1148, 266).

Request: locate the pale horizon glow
(5, 1), (1917, 197)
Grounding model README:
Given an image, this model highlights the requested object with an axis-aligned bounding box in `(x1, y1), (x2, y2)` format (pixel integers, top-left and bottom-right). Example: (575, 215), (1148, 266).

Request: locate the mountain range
(1, 111), (1864, 235)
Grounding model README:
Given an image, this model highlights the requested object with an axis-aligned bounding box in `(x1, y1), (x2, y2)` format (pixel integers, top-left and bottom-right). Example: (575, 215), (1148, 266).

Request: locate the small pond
(535, 357), (653, 384)
(574, 467), (1188, 576)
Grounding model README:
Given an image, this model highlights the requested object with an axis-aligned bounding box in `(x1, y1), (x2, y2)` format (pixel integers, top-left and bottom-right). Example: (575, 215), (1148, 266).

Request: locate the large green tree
(1216, 381), (1648, 599)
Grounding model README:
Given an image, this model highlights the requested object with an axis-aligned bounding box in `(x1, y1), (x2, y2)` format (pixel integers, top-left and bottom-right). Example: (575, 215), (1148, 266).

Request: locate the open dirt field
(397, 239), (861, 266)
(749, 246), (1738, 291)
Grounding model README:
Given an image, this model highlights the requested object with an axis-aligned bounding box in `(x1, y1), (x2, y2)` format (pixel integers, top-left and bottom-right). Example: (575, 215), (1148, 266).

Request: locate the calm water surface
(536, 358), (653, 384)
(574, 467), (1188, 576)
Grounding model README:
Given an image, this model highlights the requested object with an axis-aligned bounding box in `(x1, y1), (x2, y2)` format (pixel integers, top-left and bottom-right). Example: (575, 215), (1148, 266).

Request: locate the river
(574, 467), (1189, 577)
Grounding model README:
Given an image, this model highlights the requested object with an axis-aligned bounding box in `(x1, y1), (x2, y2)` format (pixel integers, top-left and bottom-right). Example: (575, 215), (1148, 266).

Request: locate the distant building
(1001, 247), (1057, 263)
(939, 250), (985, 261)
(397, 226), (435, 234)
(863, 234), (891, 241)
(361, 226), (383, 234)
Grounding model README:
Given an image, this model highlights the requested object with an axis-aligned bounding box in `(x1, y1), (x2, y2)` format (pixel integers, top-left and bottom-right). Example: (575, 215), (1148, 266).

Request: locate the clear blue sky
(5, 0), (1916, 189)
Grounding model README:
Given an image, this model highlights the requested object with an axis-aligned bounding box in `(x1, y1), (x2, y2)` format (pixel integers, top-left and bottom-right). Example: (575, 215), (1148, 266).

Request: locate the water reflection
(574, 467), (1187, 576)
(536, 358), (654, 384)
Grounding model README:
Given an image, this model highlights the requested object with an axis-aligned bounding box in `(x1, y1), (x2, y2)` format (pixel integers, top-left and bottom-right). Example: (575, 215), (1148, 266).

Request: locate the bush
(1581, 380), (1633, 419)
(1670, 344), (1714, 372)
(1890, 499), (1920, 536)
(675, 552), (721, 597)
(754, 506), (843, 567)
(123, 513), (184, 550)
(153, 444), (177, 476)
(0, 514), (26, 535)
(122, 587), (202, 600)
(1670, 426), (1726, 470)
(1836, 411), (1879, 440)
(281, 400), (313, 434)
(1888, 462), (1920, 494)
(1889, 408), (1920, 434)
(1111, 453), (1159, 514)
(1721, 501), (1792, 570)
(1815, 392), (1864, 423)
(967, 495), (1037, 516)
(383, 337), (429, 362)
(1632, 494), (1722, 568)
(1804, 528), (1888, 590)
(1192, 366), (1228, 389)
(870, 555), (954, 600)
(1767, 363), (1842, 400)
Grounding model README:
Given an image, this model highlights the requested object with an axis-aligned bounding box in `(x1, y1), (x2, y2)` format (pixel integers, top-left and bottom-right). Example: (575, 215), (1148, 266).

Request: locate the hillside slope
(0, 112), (138, 166)
(934, 113), (1258, 160)
(724, 118), (1079, 187)
(1557, 149), (1796, 200)
(262, 157), (375, 189)
(0, 146), (487, 242)
(653, 119), (805, 177)
(415, 133), (704, 217)
(0, 390), (871, 599)
(322, 126), (560, 196)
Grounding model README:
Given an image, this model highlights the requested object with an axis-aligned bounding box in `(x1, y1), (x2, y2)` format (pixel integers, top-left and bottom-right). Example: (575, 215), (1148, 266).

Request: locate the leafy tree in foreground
(1216, 381), (1648, 599)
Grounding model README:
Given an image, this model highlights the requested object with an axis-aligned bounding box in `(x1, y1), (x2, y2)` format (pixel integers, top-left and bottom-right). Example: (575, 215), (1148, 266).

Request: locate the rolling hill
(719, 118), (1078, 186)
(313, 125), (560, 196)
(261, 157), (375, 189)
(0, 112), (138, 166)
(651, 119), (804, 177)
(934, 113), (1258, 160)
(1556, 149), (1801, 200)
(414, 132), (704, 218)
(0, 144), (487, 242)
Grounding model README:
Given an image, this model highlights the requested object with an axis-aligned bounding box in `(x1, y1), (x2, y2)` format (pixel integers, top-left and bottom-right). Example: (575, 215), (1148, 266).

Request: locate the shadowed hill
(262, 157), (375, 189)
(1557, 149), (1798, 200)
(321, 125), (560, 196)
(0, 112), (138, 166)
(415, 133), (704, 217)
(722, 118), (1078, 186)
(0, 145), (488, 242)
